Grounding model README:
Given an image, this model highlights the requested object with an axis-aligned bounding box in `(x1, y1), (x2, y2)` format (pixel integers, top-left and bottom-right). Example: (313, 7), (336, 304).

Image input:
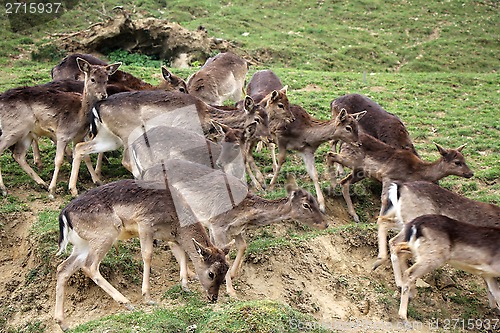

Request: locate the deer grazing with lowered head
(67, 90), (264, 196)
(55, 179), (232, 332)
(326, 133), (473, 223)
(207, 174), (329, 297)
(393, 214), (500, 321)
(187, 52), (248, 105)
(0, 58), (120, 198)
(52, 53), (188, 93)
(378, 180), (500, 284)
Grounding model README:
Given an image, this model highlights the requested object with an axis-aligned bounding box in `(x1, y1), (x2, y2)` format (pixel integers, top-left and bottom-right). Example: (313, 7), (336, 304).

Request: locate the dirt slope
(0, 187), (497, 333)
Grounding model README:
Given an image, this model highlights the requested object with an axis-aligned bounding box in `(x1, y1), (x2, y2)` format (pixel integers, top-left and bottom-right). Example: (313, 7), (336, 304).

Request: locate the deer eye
(302, 203), (311, 210)
(345, 126), (352, 132)
(277, 103), (284, 109)
(208, 272), (215, 280)
(179, 87), (186, 93)
(254, 118), (261, 123)
(233, 144), (240, 150)
(454, 161), (462, 166)
(90, 78), (96, 83)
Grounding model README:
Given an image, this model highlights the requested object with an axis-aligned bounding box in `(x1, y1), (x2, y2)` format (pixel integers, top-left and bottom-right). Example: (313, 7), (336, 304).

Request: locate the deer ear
(337, 108), (348, 122)
(76, 57), (91, 74)
(106, 62), (122, 76)
(161, 66), (172, 81)
(270, 90), (279, 102)
(456, 144), (467, 152)
(210, 120), (229, 135)
(192, 238), (211, 259)
(434, 142), (448, 156)
(352, 110), (367, 121)
(244, 96), (255, 113)
(280, 85), (288, 94)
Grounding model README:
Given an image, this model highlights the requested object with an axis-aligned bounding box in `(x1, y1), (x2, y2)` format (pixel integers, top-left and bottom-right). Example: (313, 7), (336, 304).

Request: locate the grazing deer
(268, 105), (366, 213)
(394, 214), (500, 321)
(187, 52), (248, 105)
(327, 134), (473, 223)
(54, 179), (231, 332)
(0, 58), (120, 197)
(207, 174), (329, 297)
(52, 53), (188, 93)
(380, 181), (500, 285)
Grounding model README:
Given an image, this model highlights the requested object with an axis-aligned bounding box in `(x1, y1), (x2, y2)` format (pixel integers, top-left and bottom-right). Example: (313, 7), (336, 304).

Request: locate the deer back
(331, 93), (418, 155)
(246, 69), (285, 104)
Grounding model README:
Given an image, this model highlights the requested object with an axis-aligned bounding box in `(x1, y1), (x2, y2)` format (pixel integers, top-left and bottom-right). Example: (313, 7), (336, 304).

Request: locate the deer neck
(80, 88), (100, 120)
(241, 195), (292, 227)
(306, 118), (339, 142)
(406, 158), (447, 182)
(178, 221), (212, 271)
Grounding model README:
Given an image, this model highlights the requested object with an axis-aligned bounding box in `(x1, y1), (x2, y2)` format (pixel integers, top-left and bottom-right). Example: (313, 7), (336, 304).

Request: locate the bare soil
(0, 186), (497, 333)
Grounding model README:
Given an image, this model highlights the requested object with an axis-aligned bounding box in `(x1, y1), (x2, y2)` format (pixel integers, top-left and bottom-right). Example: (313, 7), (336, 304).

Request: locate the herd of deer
(0, 52), (497, 330)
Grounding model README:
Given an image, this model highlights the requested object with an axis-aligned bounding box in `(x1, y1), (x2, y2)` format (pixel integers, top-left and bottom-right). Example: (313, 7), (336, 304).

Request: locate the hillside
(0, 1), (499, 332)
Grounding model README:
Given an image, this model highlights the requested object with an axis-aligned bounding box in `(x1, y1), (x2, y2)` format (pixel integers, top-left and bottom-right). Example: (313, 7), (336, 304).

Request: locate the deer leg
(230, 234), (247, 279)
(388, 231), (407, 286)
(139, 231), (155, 305)
(11, 135), (47, 188)
(268, 147), (287, 189)
(340, 174), (360, 223)
(373, 181), (398, 267)
(169, 241), (193, 291)
(55, 252), (86, 332)
(484, 277), (500, 309)
(399, 258), (441, 321)
(269, 142), (278, 173)
(31, 135), (43, 169)
(95, 153), (104, 179)
(246, 143), (266, 188)
(300, 151), (326, 213)
(121, 148), (133, 173)
(48, 140), (69, 199)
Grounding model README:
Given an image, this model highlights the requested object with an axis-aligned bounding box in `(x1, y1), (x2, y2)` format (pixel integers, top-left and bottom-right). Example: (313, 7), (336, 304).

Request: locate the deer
(207, 174), (329, 297)
(329, 93), (419, 187)
(0, 57), (121, 198)
(52, 53), (188, 93)
(393, 214), (500, 321)
(67, 91), (265, 196)
(379, 181), (500, 287)
(267, 104), (366, 213)
(54, 179), (232, 332)
(326, 133), (473, 223)
(243, 70), (295, 190)
(187, 52), (248, 105)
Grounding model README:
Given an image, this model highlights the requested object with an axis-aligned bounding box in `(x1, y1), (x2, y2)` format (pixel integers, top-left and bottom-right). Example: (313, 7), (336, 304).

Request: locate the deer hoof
(372, 258), (385, 271)
(123, 302), (135, 311)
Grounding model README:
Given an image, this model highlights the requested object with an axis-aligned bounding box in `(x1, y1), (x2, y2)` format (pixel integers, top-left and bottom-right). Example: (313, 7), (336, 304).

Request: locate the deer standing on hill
(55, 179), (232, 332)
(187, 52), (248, 105)
(393, 214), (500, 321)
(0, 58), (120, 197)
(207, 175), (329, 297)
(327, 134), (473, 223)
(379, 181), (500, 284)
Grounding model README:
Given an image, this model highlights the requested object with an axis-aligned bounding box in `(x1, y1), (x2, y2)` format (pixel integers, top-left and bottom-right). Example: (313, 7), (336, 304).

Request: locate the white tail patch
(388, 183), (403, 223)
(56, 214), (70, 256)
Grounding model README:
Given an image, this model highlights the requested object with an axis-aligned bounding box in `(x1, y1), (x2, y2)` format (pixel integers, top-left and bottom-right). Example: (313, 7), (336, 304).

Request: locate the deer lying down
(394, 214), (500, 321)
(54, 179), (231, 332)
(327, 134), (473, 223)
(382, 180), (500, 285)
(207, 175), (329, 297)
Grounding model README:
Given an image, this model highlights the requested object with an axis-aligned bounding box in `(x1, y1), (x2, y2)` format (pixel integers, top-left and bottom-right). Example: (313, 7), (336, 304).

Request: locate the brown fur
(396, 214), (500, 320)
(55, 179), (230, 331)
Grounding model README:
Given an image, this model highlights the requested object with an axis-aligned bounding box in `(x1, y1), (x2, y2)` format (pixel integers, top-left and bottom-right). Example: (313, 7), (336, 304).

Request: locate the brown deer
(207, 174), (329, 297)
(0, 58), (120, 197)
(244, 70), (295, 189)
(380, 181), (500, 285)
(330, 93), (418, 187)
(394, 214), (500, 321)
(268, 104), (366, 213)
(326, 133), (473, 222)
(187, 52), (248, 105)
(52, 53), (188, 93)
(55, 179), (232, 332)
(67, 91), (264, 196)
